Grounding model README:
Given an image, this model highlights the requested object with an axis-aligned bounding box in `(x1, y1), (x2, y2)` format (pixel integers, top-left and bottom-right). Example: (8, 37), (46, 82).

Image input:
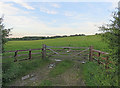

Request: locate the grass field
(2, 35), (118, 86)
(4, 35), (109, 52)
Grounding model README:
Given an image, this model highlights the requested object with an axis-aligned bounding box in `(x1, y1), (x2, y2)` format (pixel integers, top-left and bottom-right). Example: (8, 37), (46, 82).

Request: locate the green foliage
(83, 61), (118, 86)
(0, 17), (11, 52)
(98, 10), (119, 86)
(49, 60), (73, 77)
(2, 57), (50, 86)
(99, 11), (120, 62)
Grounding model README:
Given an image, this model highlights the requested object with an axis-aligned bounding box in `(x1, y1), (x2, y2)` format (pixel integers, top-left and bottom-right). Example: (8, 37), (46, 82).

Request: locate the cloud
(40, 7), (58, 14)
(8, 0), (35, 10)
(51, 3), (60, 8)
(56, 21), (104, 35)
(64, 11), (76, 17)
(5, 15), (50, 37)
(0, 1), (112, 37)
(0, 2), (28, 16)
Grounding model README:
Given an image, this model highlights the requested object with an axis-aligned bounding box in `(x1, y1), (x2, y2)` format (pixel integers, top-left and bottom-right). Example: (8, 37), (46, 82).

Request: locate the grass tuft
(40, 80), (53, 86)
(49, 60), (73, 77)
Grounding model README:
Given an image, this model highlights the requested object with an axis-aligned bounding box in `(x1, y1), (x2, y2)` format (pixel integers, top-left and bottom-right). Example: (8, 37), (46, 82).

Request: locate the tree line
(7, 34), (86, 41)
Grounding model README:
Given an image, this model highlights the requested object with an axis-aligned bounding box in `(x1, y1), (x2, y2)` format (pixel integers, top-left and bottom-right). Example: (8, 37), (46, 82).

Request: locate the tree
(99, 9), (120, 63)
(0, 16), (11, 53)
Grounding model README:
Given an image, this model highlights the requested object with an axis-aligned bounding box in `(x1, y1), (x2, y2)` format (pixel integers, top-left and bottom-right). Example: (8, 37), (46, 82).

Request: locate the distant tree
(62, 35), (67, 37)
(0, 16), (11, 52)
(99, 10), (120, 63)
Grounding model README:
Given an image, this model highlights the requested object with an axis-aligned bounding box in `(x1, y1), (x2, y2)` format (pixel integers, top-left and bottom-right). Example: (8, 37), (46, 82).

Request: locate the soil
(8, 49), (88, 86)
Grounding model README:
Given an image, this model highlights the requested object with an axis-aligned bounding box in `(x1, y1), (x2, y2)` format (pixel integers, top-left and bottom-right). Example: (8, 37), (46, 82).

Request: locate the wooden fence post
(14, 50), (18, 62)
(89, 46), (93, 61)
(42, 44), (46, 59)
(29, 49), (32, 59)
(105, 56), (109, 69)
(98, 52), (101, 64)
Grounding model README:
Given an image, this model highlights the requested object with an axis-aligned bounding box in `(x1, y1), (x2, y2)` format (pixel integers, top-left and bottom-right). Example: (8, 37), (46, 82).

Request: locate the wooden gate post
(14, 50), (18, 62)
(98, 52), (101, 64)
(89, 46), (93, 61)
(105, 56), (109, 69)
(29, 49), (32, 59)
(42, 44), (46, 59)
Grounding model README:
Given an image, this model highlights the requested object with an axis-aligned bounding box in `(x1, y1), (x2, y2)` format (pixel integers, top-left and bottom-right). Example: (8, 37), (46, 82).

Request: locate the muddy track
(9, 54), (88, 86)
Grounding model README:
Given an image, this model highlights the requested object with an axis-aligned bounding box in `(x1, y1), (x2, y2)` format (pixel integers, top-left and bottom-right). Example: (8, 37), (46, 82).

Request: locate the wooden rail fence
(4, 44), (112, 69)
(6, 48), (42, 62)
(89, 46), (112, 69)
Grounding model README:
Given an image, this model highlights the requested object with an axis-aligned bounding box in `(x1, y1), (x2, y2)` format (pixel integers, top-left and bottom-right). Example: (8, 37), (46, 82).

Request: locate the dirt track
(9, 51), (88, 86)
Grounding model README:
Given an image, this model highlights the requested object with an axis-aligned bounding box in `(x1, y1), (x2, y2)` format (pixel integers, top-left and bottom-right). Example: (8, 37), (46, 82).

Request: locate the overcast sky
(0, 0), (119, 38)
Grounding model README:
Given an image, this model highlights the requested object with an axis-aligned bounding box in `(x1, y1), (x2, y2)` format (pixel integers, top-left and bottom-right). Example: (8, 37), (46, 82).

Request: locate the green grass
(2, 57), (51, 86)
(40, 80), (53, 86)
(4, 35), (109, 52)
(3, 35), (117, 86)
(49, 60), (73, 77)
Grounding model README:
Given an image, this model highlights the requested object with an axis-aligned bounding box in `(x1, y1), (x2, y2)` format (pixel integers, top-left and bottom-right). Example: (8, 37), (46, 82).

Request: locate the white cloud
(40, 7), (58, 14)
(0, 1), (112, 37)
(8, 0), (35, 10)
(0, 2), (20, 15)
(64, 11), (76, 17)
(51, 3), (60, 8)
(56, 21), (105, 35)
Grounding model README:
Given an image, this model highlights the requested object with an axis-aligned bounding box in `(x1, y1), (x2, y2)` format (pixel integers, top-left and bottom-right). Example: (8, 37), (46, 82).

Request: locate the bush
(83, 61), (118, 86)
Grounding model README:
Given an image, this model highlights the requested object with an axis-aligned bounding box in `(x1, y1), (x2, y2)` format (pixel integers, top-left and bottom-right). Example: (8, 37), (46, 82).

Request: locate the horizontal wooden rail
(5, 48), (42, 53)
(90, 47), (112, 69)
(47, 48), (59, 55)
(93, 54), (99, 57)
(74, 48), (89, 56)
(31, 52), (42, 55)
(16, 52), (42, 57)
(4, 48), (43, 62)
(47, 46), (88, 49)
(92, 49), (109, 54)
(31, 49), (42, 51)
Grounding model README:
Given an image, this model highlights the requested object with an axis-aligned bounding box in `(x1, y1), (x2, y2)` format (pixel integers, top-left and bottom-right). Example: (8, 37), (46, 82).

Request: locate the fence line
(46, 46), (88, 49)
(4, 44), (112, 69)
(72, 48), (88, 57)
(4, 48), (42, 62)
(89, 46), (112, 69)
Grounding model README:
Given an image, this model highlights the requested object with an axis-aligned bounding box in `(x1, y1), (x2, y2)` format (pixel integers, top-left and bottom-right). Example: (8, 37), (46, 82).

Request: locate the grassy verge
(83, 61), (118, 86)
(49, 60), (73, 77)
(2, 57), (51, 86)
(39, 80), (53, 86)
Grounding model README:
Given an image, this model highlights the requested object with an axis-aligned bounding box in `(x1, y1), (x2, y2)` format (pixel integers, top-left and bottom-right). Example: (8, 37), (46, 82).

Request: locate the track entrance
(46, 45), (89, 62)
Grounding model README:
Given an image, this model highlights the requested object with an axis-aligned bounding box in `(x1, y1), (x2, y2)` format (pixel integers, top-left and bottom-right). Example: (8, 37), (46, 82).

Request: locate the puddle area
(81, 61), (86, 64)
(29, 77), (37, 81)
(54, 59), (62, 62)
(21, 59), (62, 81)
(22, 74), (35, 81)
(48, 63), (55, 68)
(48, 59), (62, 69)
